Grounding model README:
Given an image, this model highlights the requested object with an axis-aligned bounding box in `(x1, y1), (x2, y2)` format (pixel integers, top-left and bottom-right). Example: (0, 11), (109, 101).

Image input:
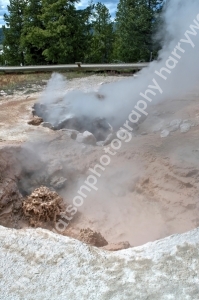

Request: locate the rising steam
(38, 0), (199, 130)
(18, 0), (199, 245)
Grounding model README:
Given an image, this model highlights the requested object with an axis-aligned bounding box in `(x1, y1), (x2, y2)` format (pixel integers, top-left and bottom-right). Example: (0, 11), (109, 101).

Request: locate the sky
(0, 0), (118, 27)
(0, 0), (8, 27)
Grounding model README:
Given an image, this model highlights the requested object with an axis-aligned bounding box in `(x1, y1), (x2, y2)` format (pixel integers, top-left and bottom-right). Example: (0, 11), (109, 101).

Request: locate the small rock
(169, 119), (182, 132)
(61, 129), (79, 140)
(103, 133), (116, 146)
(54, 116), (79, 131)
(103, 241), (131, 251)
(180, 123), (191, 133)
(141, 132), (147, 135)
(183, 119), (195, 127)
(160, 129), (170, 138)
(152, 122), (164, 133)
(28, 117), (43, 126)
(78, 228), (108, 247)
(41, 122), (54, 129)
(50, 177), (67, 189)
(76, 131), (96, 146)
(0, 90), (7, 96)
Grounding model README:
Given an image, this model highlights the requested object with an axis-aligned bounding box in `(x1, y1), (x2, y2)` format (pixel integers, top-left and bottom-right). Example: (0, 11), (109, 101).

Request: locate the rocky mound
(22, 186), (65, 227)
(78, 228), (108, 247)
(0, 146), (23, 228)
(28, 116), (43, 126)
(32, 102), (113, 141)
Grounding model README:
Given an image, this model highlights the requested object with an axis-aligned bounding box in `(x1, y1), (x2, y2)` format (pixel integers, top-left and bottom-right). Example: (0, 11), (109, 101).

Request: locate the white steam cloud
(40, 0), (199, 129)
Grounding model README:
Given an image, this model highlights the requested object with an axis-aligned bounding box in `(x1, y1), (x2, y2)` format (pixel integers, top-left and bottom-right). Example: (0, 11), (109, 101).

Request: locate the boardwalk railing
(0, 63), (149, 73)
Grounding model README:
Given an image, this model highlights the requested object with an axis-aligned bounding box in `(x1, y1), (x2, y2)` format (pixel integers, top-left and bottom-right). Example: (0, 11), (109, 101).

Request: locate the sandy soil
(0, 74), (199, 248)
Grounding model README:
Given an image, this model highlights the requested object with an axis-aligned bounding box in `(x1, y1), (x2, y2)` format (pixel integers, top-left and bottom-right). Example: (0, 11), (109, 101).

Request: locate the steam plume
(40, 0), (199, 129)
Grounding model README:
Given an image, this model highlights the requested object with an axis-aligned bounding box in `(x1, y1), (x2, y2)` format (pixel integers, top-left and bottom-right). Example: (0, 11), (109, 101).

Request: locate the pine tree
(20, 0), (45, 64)
(73, 6), (93, 63)
(114, 0), (163, 62)
(0, 28), (4, 44)
(87, 2), (114, 63)
(3, 0), (27, 65)
(32, 0), (92, 64)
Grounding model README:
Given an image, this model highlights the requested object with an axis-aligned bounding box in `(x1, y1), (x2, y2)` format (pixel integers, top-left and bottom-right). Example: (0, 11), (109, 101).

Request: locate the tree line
(1, 0), (164, 66)
(0, 28), (4, 44)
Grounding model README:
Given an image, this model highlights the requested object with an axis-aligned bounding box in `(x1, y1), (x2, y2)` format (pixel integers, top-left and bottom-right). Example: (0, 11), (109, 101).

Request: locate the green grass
(0, 71), (94, 93)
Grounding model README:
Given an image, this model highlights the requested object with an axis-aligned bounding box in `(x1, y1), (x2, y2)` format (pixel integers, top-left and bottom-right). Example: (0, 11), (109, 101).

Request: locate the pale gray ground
(0, 225), (199, 300)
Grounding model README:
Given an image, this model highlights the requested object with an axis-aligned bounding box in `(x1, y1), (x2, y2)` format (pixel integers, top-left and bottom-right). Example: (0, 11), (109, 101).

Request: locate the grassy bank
(0, 71), (93, 94)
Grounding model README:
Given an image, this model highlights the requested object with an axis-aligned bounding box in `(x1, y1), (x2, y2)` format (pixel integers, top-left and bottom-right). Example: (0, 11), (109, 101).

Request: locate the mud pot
(1, 75), (199, 250)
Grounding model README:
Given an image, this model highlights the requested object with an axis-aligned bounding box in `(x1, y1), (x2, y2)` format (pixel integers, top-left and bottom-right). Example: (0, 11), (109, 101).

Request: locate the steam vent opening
(32, 101), (113, 142)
